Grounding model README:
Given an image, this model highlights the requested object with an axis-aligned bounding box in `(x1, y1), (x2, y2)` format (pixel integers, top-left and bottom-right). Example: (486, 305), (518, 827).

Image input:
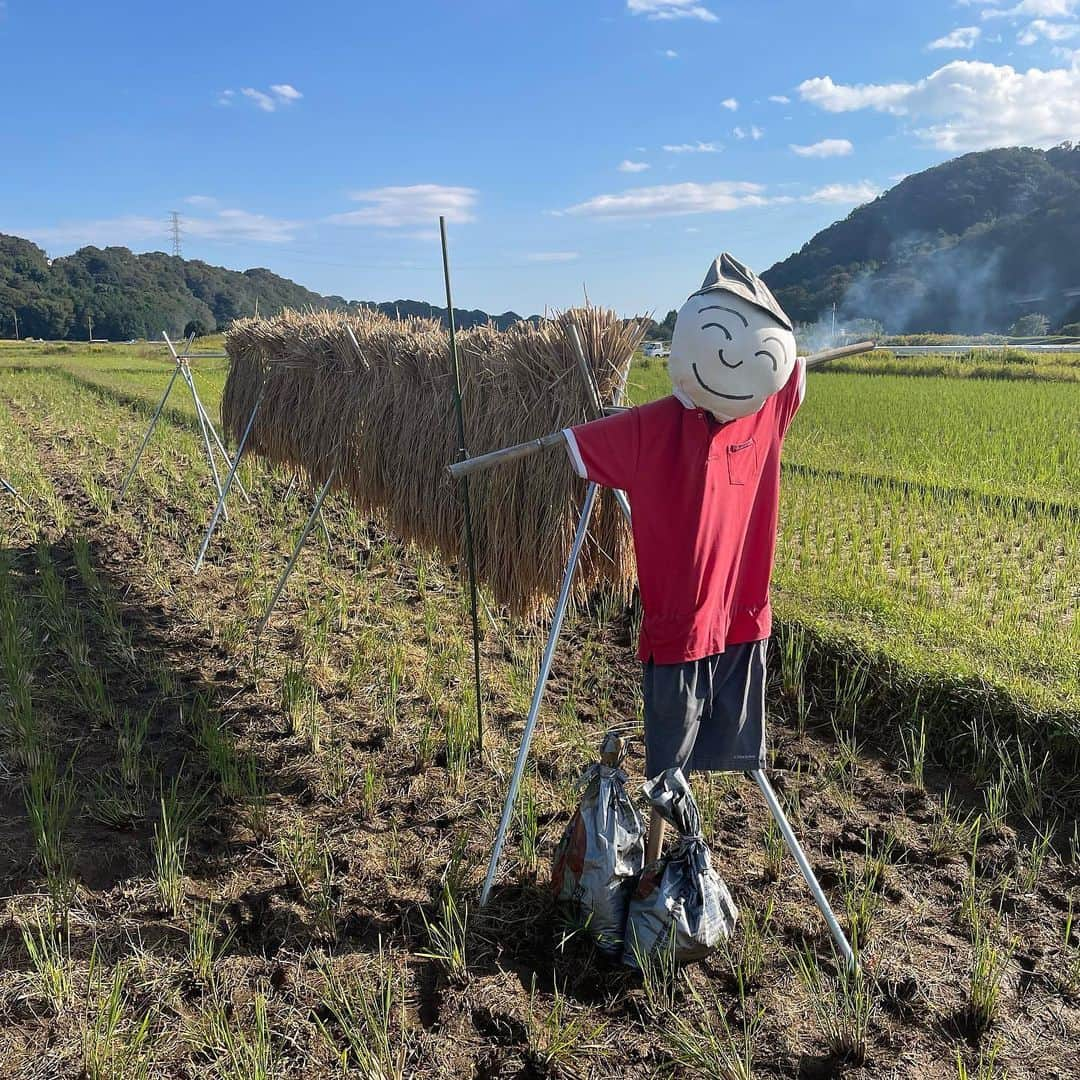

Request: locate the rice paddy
(0, 336), (1077, 1077)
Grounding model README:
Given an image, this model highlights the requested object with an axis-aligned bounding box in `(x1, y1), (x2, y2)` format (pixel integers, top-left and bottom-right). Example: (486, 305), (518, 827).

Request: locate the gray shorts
(642, 640), (767, 776)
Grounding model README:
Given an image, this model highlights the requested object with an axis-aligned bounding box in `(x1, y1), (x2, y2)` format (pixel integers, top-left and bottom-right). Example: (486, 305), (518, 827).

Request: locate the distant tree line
(0, 234), (530, 341)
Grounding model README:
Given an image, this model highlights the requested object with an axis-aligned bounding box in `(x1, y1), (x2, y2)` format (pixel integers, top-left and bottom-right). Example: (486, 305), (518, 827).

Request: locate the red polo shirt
(564, 360), (805, 664)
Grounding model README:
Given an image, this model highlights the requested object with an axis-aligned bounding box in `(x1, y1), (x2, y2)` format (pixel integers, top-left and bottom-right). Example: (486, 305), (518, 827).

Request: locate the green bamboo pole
(440, 216), (484, 754)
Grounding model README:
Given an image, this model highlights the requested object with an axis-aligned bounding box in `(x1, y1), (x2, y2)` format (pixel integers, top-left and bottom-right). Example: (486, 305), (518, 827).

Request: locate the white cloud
(185, 208), (298, 243)
(798, 59), (1080, 149)
(662, 140), (721, 152)
(721, 97), (739, 111)
(928, 26), (981, 49)
(803, 181), (881, 204)
(23, 207), (299, 250)
(559, 176), (879, 219)
(618, 159), (651, 172)
(220, 84), (303, 112)
(982, 0), (1078, 17)
(327, 184), (477, 227)
(270, 83), (302, 102)
(734, 125), (764, 140)
(768, 94), (791, 104)
(525, 251), (580, 262)
(1017, 17), (1080, 41)
(560, 181), (768, 218)
(183, 194), (218, 207)
(627, 0), (718, 22)
(790, 137), (854, 157)
(662, 48), (679, 58)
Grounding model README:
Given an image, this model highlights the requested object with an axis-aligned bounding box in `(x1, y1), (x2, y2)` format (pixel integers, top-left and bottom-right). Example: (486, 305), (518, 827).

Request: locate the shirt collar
(672, 386), (696, 409)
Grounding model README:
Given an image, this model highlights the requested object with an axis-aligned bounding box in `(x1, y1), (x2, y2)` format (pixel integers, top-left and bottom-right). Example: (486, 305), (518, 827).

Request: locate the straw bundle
(222, 307), (646, 616)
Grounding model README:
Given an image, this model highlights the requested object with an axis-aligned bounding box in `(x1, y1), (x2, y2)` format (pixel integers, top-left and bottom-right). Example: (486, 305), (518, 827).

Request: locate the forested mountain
(0, 235), (527, 340)
(763, 143), (1080, 333)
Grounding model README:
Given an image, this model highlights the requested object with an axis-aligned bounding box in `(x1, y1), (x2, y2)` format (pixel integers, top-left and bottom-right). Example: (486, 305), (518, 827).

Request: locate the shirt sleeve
(776, 356), (806, 437)
(562, 407), (641, 491)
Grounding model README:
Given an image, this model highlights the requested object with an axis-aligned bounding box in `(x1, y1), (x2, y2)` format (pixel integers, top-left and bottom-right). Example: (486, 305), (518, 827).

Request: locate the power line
(169, 211), (182, 258)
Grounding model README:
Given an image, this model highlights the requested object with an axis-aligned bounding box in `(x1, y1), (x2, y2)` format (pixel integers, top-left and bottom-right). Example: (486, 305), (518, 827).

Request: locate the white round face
(668, 292), (797, 421)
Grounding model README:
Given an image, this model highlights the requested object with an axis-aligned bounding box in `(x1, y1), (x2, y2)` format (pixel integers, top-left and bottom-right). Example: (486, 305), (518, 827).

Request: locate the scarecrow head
(668, 253), (797, 422)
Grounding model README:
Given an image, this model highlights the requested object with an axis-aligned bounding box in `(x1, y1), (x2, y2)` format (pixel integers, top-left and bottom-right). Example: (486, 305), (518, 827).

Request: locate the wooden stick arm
(802, 340), (876, 369)
(448, 430), (567, 479)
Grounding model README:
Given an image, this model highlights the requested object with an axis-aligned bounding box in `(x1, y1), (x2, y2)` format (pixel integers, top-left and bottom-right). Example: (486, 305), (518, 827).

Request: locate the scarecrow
(561, 253), (803, 863)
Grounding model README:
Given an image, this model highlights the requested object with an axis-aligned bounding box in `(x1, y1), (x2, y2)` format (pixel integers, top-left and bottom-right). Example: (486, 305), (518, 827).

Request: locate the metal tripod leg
(178, 362), (227, 517)
(752, 769), (857, 972)
(255, 468), (337, 637)
(117, 364), (184, 500)
(191, 386), (250, 503)
(479, 482), (599, 906)
(194, 389), (265, 572)
(1, 476), (31, 510)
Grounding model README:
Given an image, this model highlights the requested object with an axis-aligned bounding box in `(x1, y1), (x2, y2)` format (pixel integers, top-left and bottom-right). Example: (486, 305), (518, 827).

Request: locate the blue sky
(3, 0), (1079, 316)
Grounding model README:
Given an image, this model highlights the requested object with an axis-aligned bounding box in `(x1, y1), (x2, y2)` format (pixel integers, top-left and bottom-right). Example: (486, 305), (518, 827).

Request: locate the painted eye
(701, 321), (732, 341)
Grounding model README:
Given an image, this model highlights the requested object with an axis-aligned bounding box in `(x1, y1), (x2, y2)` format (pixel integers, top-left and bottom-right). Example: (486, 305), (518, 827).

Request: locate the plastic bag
(551, 732), (646, 956)
(623, 767), (738, 968)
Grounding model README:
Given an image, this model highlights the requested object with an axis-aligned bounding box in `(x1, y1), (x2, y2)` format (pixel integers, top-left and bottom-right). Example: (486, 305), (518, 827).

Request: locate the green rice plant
(21, 907), (72, 1012)
(955, 1041), (1007, 1080)
(359, 763), (381, 821)
(966, 917), (1005, 1036)
(153, 791), (188, 916)
(188, 902), (228, 985)
(26, 751), (76, 914)
(777, 622), (811, 704)
(527, 978), (608, 1072)
(828, 713), (861, 791)
(982, 768), (1010, 832)
(515, 771), (540, 876)
(323, 733), (350, 802)
(275, 820), (321, 896)
(1050, 897), (1080, 1002)
(315, 949), (410, 1080)
(444, 702), (473, 795)
(414, 716), (434, 770)
(312, 850), (340, 942)
(117, 709), (150, 790)
(762, 815), (784, 882)
(997, 739), (1048, 820)
(900, 708), (927, 789)
(840, 852), (881, 948)
(206, 991), (277, 1080)
(727, 897), (774, 990)
(419, 886), (469, 983)
(792, 943), (872, 1065)
(1018, 825), (1054, 894)
(662, 975), (762, 1080)
(82, 955), (153, 1080)
(629, 927), (683, 1015)
(929, 789), (979, 861)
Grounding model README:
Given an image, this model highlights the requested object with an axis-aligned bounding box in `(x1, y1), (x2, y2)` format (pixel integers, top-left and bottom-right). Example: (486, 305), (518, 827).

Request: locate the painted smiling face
(668, 254), (797, 422)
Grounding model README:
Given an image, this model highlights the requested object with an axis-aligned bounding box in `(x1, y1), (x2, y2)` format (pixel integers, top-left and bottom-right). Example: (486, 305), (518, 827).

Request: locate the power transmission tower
(170, 211), (183, 258)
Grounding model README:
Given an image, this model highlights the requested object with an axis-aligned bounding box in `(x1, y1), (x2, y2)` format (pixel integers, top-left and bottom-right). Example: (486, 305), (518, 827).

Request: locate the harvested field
(0, 339), (1077, 1078)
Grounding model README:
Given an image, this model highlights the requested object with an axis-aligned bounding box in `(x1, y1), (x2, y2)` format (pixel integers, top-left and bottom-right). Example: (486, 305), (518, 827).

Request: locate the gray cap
(691, 252), (793, 331)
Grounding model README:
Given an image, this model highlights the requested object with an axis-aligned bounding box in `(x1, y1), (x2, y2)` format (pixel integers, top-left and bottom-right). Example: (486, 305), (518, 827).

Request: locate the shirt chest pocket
(726, 437), (758, 486)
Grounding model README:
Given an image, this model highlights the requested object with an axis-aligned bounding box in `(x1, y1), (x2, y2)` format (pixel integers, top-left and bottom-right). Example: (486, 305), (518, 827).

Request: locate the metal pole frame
(1, 475), (32, 511)
(480, 482), (599, 906)
(440, 216), (485, 755)
(117, 362), (184, 501)
(254, 467), (337, 637)
(164, 333), (227, 515)
(194, 385), (266, 572)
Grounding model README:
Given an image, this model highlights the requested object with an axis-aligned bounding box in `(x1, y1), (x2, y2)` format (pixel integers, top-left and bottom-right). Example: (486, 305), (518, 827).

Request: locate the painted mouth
(692, 363), (754, 401)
